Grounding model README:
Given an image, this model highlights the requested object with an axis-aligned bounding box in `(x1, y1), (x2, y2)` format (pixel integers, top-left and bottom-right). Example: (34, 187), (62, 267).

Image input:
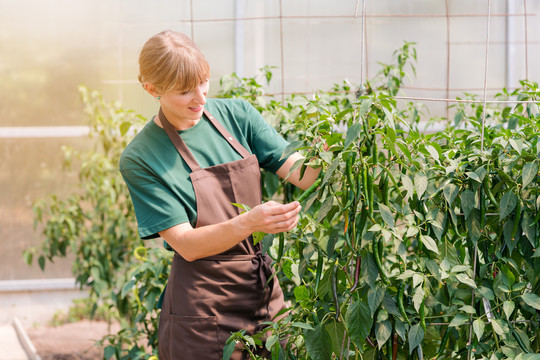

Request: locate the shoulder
(119, 119), (163, 171)
(205, 98), (253, 116)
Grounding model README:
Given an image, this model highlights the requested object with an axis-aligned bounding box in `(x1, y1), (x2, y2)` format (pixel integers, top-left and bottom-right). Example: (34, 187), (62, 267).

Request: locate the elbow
(181, 253), (198, 262)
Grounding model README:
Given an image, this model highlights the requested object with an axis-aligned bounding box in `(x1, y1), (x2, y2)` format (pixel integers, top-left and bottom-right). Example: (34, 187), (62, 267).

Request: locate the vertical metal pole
(234, 0), (245, 77)
(279, 0), (285, 102)
(445, 0), (451, 122)
(523, 0), (529, 80)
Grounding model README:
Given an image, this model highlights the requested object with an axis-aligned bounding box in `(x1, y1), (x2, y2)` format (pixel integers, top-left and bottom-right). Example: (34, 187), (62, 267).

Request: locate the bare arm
(160, 153), (318, 261)
(276, 152), (322, 191)
(159, 200), (301, 261)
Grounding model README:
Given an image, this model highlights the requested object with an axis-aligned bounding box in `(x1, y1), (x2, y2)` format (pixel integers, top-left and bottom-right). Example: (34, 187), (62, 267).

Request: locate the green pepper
(297, 178), (321, 203)
(373, 236), (389, 285)
(398, 281), (410, 325)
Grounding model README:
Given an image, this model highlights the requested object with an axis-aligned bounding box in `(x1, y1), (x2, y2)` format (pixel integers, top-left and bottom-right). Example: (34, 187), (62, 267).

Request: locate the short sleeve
(241, 101), (290, 173)
(120, 165), (190, 240)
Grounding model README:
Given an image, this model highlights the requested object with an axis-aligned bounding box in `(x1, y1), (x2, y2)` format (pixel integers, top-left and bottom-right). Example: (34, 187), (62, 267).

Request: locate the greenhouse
(1, 1), (540, 359)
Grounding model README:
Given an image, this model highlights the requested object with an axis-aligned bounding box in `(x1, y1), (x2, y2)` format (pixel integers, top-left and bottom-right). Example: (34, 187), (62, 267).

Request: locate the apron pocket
(169, 314), (221, 360)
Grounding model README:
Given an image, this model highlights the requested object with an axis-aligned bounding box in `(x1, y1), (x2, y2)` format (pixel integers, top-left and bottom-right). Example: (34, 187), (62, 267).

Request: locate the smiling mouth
(189, 105), (203, 111)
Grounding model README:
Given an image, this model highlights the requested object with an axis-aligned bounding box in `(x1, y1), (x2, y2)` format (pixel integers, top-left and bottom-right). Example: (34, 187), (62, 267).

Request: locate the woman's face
(158, 79), (210, 129)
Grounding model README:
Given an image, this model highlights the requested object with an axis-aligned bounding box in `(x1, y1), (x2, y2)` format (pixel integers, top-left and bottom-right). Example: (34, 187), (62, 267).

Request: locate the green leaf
(344, 122), (362, 149)
(500, 191), (517, 220)
(376, 320), (392, 349)
(455, 273), (477, 289)
(346, 298), (373, 349)
(121, 279), (136, 298)
(223, 340), (236, 360)
(443, 183), (459, 206)
(522, 292), (540, 310)
(378, 203), (395, 228)
(368, 285), (386, 317)
(503, 300), (515, 318)
(449, 313), (469, 327)
(476, 287), (494, 301)
(317, 197), (334, 223)
(466, 171), (481, 183)
(419, 234), (439, 254)
(491, 319), (505, 336)
(294, 285), (309, 302)
(291, 322), (315, 330)
(414, 173), (428, 199)
(322, 157), (340, 185)
(304, 323), (333, 360)
(461, 190), (475, 219)
(425, 144), (439, 162)
(280, 140), (303, 161)
(408, 323), (424, 354)
(104, 345), (116, 360)
(402, 175), (414, 199)
(459, 305), (476, 314)
(265, 334), (278, 352)
(23, 250), (33, 265)
(38, 255), (46, 271)
(522, 161), (538, 188)
(119, 121), (131, 136)
(473, 319), (485, 340)
(325, 319), (346, 355)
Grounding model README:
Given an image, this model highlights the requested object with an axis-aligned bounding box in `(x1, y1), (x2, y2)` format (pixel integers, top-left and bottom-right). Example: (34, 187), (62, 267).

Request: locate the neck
(155, 109), (200, 131)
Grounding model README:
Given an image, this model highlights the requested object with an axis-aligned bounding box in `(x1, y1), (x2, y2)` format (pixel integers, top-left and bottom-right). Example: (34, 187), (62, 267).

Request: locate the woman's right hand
(159, 201), (301, 261)
(242, 201), (302, 234)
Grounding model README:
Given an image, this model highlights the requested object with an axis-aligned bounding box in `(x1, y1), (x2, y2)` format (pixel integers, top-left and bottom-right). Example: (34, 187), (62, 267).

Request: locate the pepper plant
(224, 50), (540, 360)
(25, 42), (540, 360)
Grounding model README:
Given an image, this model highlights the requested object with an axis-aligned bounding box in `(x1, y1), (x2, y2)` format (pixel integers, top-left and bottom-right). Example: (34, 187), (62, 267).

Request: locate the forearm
(159, 201), (301, 261)
(277, 152), (322, 190)
(160, 214), (252, 261)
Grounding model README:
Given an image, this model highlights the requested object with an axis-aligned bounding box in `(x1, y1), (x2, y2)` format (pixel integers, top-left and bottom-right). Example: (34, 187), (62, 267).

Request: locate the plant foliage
(26, 43), (540, 360)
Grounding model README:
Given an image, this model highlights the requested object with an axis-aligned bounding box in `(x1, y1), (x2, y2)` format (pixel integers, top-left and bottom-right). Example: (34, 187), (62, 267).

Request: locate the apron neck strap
(159, 107), (201, 172)
(202, 108), (251, 159)
(159, 107), (252, 172)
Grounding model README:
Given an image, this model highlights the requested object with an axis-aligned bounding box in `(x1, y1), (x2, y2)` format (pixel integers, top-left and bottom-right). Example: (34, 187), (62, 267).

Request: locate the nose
(194, 83), (208, 104)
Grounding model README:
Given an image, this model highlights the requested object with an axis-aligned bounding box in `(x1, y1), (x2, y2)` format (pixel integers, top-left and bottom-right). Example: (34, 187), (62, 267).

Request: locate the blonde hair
(138, 30), (210, 94)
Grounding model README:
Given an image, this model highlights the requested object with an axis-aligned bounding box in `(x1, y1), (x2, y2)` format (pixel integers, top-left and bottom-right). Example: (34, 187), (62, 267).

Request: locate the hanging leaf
(414, 173), (428, 199)
(375, 320), (392, 349)
(461, 190), (475, 219)
(522, 161), (538, 188)
(449, 313), (469, 327)
(408, 324), (424, 354)
(491, 319), (505, 336)
(522, 293), (540, 310)
(280, 140), (304, 160)
(455, 273), (477, 289)
(344, 122), (363, 149)
(325, 319), (346, 356)
(503, 300), (515, 319)
(425, 144), (440, 162)
(304, 324), (333, 360)
(378, 203), (395, 228)
(402, 175), (414, 199)
(500, 191), (517, 220)
(473, 319), (485, 340)
(346, 298), (373, 349)
(443, 183), (459, 206)
(368, 285), (386, 317)
(419, 234), (439, 254)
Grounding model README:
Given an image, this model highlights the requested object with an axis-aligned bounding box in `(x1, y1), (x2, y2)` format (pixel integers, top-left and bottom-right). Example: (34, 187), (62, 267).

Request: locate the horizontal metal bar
(0, 278), (79, 292)
(0, 126), (90, 139)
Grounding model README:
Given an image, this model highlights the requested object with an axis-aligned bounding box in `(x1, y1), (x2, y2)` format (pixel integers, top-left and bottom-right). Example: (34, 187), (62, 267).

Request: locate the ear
(143, 83), (160, 98)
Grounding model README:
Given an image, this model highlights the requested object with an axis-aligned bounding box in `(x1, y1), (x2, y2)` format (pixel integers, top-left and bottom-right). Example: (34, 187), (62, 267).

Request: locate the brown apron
(157, 108), (286, 359)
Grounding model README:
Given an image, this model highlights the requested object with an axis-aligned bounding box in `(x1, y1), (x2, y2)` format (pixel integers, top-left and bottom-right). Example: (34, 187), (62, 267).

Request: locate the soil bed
(26, 320), (119, 360)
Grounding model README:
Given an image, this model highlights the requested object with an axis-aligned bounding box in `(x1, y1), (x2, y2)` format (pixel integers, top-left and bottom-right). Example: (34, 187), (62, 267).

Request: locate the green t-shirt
(119, 98), (289, 240)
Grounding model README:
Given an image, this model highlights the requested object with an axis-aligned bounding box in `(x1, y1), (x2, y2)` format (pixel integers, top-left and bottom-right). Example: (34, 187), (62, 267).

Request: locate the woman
(120, 30), (320, 359)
